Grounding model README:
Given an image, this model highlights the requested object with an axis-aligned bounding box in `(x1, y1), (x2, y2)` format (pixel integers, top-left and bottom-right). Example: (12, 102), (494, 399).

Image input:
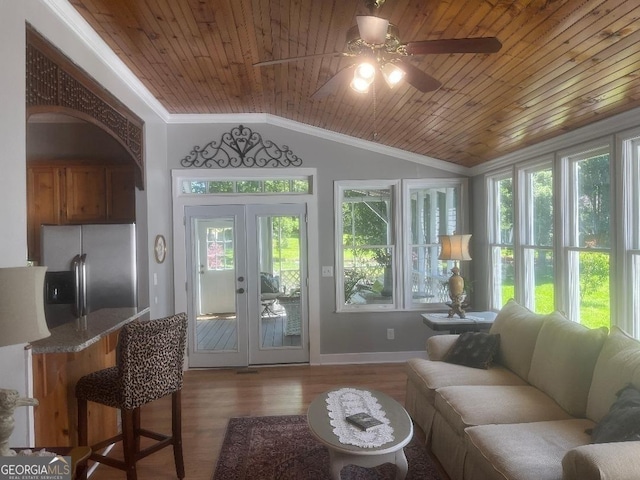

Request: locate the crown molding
(469, 107), (640, 177)
(42, 0), (170, 122)
(168, 113), (470, 175)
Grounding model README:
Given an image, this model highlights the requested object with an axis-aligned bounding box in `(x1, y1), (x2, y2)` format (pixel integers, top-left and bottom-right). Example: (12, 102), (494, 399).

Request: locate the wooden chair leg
(133, 407), (141, 453)
(172, 391), (185, 479)
(121, 409), (138, 480)
(76, 399), (89, 480)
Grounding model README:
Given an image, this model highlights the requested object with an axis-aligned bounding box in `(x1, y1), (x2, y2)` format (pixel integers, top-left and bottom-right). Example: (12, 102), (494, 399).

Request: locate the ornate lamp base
(446, 294), (469, 319)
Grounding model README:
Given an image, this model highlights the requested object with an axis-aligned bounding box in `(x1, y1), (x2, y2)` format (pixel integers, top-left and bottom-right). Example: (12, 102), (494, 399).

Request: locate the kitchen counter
(31, 307), (150, 354)
(30, 306), (150, 446)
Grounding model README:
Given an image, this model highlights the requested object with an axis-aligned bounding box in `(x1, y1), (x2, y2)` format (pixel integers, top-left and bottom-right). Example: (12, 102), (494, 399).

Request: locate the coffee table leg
(395, 448), (408, 480)
(328, 450), (344, 480)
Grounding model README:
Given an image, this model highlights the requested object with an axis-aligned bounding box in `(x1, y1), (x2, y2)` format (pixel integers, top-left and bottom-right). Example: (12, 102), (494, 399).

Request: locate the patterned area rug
(212, 415), (442, 480)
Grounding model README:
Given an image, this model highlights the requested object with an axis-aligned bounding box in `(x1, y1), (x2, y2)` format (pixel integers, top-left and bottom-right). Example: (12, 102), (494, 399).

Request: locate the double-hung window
(518, 162), (554, 313)
(487, 172), (515, 309)
(335, 179), (466, 311)
(562, 146), (611, 329)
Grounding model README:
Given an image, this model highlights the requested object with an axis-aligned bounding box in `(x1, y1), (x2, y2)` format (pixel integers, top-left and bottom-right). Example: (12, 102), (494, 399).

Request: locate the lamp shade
(438, 234), (472, 261)
(0, 266), (50, 347)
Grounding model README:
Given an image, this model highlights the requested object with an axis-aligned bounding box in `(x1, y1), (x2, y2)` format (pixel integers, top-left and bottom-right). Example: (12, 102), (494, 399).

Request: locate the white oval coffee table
(307, 388), (413, 480)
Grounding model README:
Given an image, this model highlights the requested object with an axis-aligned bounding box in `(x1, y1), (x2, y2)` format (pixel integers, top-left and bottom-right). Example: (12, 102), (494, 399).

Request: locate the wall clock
(154, 234), (167, 263)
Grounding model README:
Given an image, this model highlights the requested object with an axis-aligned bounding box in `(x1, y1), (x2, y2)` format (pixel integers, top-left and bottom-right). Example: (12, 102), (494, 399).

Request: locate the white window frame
(486, 169), (515, 310)
(558, 141), (612, 323)
(334, 178), (467, 312)
(515, 156), (555, 312)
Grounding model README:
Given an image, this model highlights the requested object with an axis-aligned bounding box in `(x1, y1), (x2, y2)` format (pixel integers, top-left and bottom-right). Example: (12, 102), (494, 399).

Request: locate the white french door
(185, 203), (309, 367)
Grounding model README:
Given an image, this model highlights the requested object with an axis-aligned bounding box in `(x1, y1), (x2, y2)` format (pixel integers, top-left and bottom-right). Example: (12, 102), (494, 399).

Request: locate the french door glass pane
(578, 251), (610, 329)
(258, 215), (302, 348)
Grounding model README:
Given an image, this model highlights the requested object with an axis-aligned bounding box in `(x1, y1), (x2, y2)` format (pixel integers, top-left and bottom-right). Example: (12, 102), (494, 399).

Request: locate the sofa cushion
(527, 314), (608, 417)
(464, 419), (595, 480)
(586, 326), (640, 422)
(489, 299), (546, 380)
(443, 332), (501, 369)
(435, 385), (573, 437)
(591, 384), (640, 443)
(405, 358), (526, 404)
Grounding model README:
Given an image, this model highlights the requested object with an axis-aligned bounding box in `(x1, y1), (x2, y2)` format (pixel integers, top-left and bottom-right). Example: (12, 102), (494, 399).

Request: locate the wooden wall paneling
(33, 333), (119, 447)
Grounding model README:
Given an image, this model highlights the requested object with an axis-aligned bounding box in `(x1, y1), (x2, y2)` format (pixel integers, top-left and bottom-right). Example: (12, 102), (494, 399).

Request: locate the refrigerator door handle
(79, 254), (87, 316)
(72, 254), (82, 317)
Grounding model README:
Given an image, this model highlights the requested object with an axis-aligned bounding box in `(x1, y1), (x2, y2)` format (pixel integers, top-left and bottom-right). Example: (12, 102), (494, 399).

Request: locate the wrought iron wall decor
(180, 125), (302, 168)
(26, 25), (145, 188)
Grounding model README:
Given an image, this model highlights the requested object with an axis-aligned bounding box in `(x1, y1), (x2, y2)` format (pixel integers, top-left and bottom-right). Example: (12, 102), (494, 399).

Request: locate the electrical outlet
(322, 266), (334, 277)
(387, 328), (395, 340)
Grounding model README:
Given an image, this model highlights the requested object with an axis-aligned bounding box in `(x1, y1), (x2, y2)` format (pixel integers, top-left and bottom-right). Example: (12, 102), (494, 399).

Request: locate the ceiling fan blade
(311, 64), (357, 100)
(398, 60), (441, 93)
(254, 52), (347, 67)
(405, 37), (502, 55)
(356, 15), (390, 44)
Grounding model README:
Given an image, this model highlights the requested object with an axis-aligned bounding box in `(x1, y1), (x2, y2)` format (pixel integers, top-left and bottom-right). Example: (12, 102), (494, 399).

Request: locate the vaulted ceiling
(68, 0), (640, 168)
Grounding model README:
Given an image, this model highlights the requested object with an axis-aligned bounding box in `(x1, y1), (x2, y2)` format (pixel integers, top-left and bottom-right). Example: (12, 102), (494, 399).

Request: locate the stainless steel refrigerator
(41, 223), (137, 328)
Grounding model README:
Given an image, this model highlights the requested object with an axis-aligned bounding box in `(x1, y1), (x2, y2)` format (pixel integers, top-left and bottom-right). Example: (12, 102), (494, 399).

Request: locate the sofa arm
(426, 334), (459, 360)
(562, 441), (640, 480)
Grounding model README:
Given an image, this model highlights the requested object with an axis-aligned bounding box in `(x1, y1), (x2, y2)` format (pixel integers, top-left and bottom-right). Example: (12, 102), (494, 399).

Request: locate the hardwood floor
(86, 363), (414, 480)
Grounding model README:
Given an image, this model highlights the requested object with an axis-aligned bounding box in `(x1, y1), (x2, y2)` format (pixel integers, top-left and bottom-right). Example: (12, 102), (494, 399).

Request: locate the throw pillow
(443, 331), (501, 369)
(590, 384), (640, 443)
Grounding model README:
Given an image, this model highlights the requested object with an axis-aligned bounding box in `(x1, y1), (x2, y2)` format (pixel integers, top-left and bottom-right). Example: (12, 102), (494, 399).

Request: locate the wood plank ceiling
(68, 0), (640, 168)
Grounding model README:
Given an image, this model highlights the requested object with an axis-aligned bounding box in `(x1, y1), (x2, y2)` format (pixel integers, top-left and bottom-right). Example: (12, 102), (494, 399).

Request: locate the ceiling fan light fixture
(356, 16), (390, 45)
(381, 62), (405, 88)
(355, 62), (376, 81)
(350, 76), (371, 94)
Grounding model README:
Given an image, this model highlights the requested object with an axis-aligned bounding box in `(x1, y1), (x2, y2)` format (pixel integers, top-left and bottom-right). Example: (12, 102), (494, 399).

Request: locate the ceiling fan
(253, 0), (502, 99)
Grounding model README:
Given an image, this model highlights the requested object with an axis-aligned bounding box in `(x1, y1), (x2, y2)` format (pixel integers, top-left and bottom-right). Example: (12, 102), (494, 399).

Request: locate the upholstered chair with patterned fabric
(76, 313), (188, 480)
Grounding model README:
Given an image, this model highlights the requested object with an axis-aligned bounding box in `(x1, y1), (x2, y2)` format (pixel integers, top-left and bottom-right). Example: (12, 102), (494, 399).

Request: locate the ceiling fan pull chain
(372, 81), (379, 141)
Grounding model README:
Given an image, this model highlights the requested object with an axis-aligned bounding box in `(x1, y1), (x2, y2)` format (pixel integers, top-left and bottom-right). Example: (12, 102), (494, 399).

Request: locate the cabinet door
(27, 166), (64, 262)
(65, 165), (106, 223)
(106, 165), (136, 222)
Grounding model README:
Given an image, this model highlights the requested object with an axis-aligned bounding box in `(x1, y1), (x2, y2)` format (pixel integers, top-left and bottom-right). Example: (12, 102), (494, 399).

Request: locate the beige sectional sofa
(405, 299), (640, 480)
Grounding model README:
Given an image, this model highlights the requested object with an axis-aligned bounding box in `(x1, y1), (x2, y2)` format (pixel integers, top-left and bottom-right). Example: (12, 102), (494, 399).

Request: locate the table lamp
(438, 234), (472, 318)
(0, 266), (50, 456)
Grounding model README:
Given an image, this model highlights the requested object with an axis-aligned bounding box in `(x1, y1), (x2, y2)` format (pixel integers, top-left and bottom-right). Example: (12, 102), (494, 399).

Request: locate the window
(335, 179), (466, 311)
(563, 147), (611, 329)
(405, 180), (462, 307)
(487, 172), (514, 310)
(182, 177), (310, 194)
(337, 181), (397, 309)
(519, 163), (554, 313)
(206, 226), (234, 270)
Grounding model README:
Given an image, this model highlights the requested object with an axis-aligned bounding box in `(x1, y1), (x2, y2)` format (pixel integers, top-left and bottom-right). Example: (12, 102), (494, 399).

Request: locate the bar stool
(76, 313), (188, 480)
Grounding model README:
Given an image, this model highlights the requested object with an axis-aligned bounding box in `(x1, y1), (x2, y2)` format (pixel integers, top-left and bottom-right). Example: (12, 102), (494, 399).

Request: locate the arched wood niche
(26, 24), (144, 189)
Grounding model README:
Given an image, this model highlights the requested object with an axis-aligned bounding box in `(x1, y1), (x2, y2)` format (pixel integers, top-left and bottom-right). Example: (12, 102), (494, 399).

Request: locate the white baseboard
(313, 350), (427, 365)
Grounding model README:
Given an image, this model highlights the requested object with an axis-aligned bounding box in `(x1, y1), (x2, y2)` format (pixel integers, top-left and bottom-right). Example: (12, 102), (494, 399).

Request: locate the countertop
(30, 307), (151, 354)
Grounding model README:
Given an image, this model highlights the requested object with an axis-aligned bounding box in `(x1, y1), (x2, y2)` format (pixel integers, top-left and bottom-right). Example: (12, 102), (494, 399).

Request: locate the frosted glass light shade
(0, 266), (50, 347)
(438, 235), (472, 261)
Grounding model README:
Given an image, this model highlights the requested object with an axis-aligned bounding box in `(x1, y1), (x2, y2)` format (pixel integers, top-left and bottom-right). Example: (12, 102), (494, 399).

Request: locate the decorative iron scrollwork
(180, 125), (302, 168)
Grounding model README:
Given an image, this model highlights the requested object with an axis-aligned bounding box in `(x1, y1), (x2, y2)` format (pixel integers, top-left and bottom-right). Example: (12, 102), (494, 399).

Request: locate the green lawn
(503, 281), (610, 330)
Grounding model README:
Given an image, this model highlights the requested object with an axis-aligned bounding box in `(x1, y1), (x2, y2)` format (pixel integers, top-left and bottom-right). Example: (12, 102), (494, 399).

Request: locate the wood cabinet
(32, 330), (120, 447)
(27, 160), (136, 263)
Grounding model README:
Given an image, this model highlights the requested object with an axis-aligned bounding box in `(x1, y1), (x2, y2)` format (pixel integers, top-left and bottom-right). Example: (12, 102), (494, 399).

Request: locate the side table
(421, 311), (497, 334)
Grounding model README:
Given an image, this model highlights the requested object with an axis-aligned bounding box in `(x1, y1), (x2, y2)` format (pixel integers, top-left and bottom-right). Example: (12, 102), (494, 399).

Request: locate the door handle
(236, 288), (245, 294)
